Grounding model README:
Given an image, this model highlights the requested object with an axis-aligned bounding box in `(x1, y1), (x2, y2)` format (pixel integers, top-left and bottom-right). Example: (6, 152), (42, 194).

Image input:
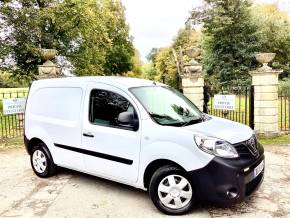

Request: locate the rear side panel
(25, 83), (85, 170)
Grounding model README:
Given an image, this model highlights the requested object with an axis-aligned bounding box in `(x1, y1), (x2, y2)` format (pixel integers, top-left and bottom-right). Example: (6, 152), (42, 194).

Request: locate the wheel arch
(26, 137), (46, 155)
(143, 159), (187, 189)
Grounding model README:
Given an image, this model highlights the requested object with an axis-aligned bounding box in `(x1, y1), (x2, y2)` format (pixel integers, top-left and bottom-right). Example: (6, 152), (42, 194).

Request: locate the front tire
(149, 165), (195, 215)
(31, 144), (56, 178)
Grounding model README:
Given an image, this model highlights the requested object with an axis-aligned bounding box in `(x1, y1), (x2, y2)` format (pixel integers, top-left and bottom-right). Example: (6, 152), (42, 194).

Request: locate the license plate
(254, 160), (264, 178)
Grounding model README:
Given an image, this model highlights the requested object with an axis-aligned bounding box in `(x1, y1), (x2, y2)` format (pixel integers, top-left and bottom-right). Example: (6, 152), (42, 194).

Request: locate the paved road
(0, 145), (290, 218)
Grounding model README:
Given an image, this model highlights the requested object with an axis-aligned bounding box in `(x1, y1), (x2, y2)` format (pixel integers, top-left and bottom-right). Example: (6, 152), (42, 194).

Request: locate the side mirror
(117, 111), (139, 131)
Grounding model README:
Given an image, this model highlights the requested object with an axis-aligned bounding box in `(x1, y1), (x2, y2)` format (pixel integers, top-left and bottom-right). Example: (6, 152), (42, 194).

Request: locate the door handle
(83, 132), (94, 138)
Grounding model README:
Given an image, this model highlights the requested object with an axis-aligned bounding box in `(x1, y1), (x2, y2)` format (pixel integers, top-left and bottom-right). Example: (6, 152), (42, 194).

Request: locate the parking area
(0, 145), (290, 218)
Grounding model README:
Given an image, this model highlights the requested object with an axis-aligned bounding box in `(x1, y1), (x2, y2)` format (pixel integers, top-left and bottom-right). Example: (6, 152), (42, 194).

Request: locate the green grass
(258, 134), (290, 145)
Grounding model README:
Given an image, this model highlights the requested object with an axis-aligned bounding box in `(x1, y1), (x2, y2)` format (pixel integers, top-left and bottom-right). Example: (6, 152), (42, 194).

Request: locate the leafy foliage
(0, 70), (29, 87)
(279, 78), (290, 95)
(253, 4), (290, 78)
(154, 47), (179, 89)
(145, 29), (201, 89)
(130, 49), (143, 76)
(0, 0), (135, 82)
(142, 63), (156, 80)
(191, 0), (260, 87)
(148, 2), (290, 89)
(172, 29), (200, 51)
(144, 48), (159, 80)
(146, 48), (159, 64)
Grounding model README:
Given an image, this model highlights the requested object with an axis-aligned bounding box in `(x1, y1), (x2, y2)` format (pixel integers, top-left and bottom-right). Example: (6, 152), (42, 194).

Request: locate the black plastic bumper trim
(54, 143), (133, 165)
(188, 145), (265, 206)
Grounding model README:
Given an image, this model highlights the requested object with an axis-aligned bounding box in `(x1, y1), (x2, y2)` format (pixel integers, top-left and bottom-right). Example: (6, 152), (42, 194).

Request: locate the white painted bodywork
(25, 76), (254, 190)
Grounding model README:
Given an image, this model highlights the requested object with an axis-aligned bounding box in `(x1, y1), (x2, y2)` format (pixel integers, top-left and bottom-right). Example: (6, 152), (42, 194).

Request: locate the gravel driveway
(0, 145), (290, 218)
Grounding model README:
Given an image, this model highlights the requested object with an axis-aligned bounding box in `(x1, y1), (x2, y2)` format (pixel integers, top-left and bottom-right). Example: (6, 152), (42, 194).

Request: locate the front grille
(245, 172), (264, 196)
(234, 143), (253, 158)
(234, 135), (259, 158)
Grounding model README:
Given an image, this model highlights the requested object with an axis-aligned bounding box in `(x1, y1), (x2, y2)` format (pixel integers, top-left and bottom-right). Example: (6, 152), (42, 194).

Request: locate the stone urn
(184, 48), (201, 59)
(182, 48), (202, 77)
(39, 48), (58, 63)
(255, 52), (276, 70)
(37, 48), (62, 79)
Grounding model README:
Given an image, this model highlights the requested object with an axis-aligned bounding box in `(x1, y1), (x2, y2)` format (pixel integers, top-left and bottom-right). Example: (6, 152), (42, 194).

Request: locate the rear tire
(149, 165), (195, 215)
(30, 143), (56, 178)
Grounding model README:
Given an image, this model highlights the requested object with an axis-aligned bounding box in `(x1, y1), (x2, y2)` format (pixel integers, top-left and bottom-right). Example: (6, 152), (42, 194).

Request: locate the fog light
(226, 188), (238, 199)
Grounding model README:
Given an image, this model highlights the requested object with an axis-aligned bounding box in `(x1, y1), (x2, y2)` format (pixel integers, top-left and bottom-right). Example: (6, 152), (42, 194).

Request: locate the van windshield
(130, 86), (203, 126)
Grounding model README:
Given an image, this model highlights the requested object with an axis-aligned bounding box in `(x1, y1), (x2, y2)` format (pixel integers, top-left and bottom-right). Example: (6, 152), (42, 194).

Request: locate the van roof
(32, 76), (165, 89)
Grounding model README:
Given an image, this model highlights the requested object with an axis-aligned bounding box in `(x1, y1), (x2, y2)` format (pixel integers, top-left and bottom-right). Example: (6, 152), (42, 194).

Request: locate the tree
(172, 28), (200, 51)
(146, 48), (159, 63)
(191, 0), (260, 87)
(144, 48), (158, 80)
(123, 49), (143, 78)
(253, 4), (290, 78)
(154, 47), (179, 89)
(142, 63), (156, 80)
(131, 49), (143, 75)
(148, 29), (201, 89)
(0, 0), (134, 82)
(101, 0), (134, 75)
(53, 0), (111, 76)
(0, 70), (29, 88)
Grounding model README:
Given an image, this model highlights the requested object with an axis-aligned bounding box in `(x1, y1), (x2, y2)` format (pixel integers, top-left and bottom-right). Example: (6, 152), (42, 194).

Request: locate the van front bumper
(189, 153), (265, 206)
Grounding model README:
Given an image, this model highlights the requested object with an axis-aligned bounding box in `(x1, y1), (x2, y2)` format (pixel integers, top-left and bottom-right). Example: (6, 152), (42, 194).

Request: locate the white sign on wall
(214, 95), (236, 111)
(2, 98), (27, 115)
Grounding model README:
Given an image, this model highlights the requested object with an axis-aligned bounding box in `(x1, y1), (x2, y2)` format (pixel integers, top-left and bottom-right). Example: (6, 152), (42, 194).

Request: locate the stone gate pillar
(37, 49), (62, 80)
(250, 53), (282, 136)
(177, 48), (204, 111)
(181, 72), (204, 111)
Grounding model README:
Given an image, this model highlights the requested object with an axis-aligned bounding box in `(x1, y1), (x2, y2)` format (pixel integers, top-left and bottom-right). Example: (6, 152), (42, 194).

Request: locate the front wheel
(149, 165), (195, 215)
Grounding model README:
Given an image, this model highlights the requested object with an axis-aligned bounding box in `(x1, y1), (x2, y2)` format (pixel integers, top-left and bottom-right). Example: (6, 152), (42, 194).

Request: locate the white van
(24, 76), (264, 215)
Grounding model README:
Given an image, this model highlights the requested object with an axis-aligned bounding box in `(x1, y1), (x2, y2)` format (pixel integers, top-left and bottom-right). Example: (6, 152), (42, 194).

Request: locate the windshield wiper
(149, 113), (206, 127)
(181, 113), (211, 127)
(149, 113), (178, 121)
(149, 113), (187, 126)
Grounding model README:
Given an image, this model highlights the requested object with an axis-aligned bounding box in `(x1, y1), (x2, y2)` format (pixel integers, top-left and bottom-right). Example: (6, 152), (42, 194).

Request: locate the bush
(0, 71), (29, 88)
(279, 78), (290, 94)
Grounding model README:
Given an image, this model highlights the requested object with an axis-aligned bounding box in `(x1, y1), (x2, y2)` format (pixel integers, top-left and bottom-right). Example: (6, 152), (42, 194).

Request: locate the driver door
(82, 82), (141, 183)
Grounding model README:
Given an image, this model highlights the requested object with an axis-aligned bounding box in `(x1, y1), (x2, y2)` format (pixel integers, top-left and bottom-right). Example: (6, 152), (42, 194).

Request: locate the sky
(121, 0), (290, 62)
(121, 0), (203, 61)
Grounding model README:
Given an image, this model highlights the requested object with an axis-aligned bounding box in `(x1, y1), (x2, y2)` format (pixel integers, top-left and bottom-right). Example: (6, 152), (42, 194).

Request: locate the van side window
(89, 89), (136, 129)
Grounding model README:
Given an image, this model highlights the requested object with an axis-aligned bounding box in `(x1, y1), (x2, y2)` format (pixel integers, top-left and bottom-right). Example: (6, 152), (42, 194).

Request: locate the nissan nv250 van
(24, 76), (264, 215)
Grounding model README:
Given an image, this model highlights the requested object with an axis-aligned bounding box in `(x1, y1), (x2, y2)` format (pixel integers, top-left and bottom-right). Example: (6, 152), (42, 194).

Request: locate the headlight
(194, 135), (238, 158)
